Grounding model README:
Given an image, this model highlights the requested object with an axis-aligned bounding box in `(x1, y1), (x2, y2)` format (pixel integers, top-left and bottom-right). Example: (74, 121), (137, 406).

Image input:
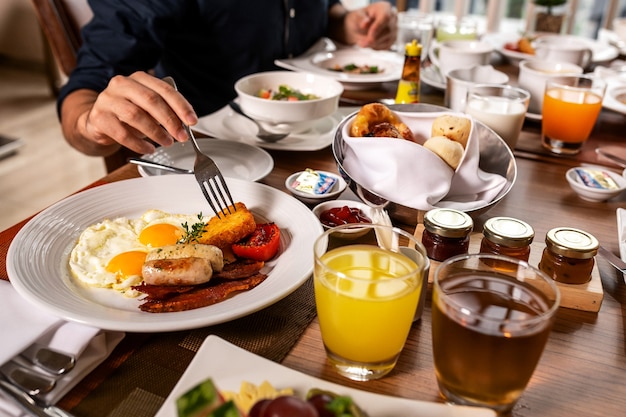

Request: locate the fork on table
(162, 76), (236, 218)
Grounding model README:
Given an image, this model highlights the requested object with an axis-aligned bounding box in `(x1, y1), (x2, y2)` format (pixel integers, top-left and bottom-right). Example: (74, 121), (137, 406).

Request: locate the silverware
(0, 370), (78, 417)
(128, 157), (193, 174)
(228, 101), (290, 143)
(596, 147), (626, 169)
(163, 76), (236, 217)
(598, 245), (626, 274)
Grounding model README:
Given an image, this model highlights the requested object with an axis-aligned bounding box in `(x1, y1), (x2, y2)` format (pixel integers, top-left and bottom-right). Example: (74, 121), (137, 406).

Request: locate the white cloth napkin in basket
(341, 111), (509, 211)
(0, 280), (124, 416)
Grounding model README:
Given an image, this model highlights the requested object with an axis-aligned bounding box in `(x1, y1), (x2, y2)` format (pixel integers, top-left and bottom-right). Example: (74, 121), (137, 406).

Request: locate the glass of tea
(541, 74), (606, 155)
(313, 223), (429, 381)
(431, 253), (560, 414)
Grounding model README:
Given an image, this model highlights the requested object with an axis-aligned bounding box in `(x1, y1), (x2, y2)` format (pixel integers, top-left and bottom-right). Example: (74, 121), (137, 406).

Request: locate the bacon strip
(213, 259), (264, 280)
(138, 273), (268, 313)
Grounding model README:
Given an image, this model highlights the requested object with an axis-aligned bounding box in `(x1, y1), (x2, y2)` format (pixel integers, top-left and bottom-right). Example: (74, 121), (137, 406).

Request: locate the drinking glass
(542, 74), (607, 155)
(395, 11), (434, 62)
(435, 16), (478, 42)
(465, 84), (530, 150)
(432, 253), (560, 415)
(313, 223), (429, 381)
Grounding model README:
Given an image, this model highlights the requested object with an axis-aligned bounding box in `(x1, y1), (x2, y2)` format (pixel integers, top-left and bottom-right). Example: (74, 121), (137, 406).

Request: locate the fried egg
(69, 210), (207, 296)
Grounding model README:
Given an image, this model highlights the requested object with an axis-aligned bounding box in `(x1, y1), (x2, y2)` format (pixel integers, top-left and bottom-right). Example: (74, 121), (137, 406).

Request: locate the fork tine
(162, 76), (237, 218)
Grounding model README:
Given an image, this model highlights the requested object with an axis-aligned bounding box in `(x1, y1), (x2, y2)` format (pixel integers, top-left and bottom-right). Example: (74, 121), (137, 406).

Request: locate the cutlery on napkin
(0, 280), (124, 416)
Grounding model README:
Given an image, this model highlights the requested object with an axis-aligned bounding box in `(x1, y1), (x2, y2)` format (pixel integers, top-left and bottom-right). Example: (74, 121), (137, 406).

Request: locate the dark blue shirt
(59, 0), (339, 117)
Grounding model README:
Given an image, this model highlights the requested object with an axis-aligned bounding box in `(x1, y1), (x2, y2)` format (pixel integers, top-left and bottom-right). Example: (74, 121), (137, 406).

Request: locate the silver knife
(0, 379), (49, 417)
(128, 157), (193, 174)
(0, 379), (77, 417)
(598, 245), (626, 274)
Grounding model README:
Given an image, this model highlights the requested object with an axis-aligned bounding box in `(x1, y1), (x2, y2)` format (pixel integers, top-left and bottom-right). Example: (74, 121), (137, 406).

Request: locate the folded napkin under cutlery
(0, 280), (124, 417)
(341, 111), (509, 211)
(617, 208), (626, 282)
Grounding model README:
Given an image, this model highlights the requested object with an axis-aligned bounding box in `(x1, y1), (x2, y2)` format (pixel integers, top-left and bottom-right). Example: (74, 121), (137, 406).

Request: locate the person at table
(58, 0), (397, 160)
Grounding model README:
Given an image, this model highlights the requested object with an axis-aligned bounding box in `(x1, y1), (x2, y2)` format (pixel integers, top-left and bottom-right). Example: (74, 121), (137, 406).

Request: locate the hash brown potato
(198, 202), (256, 249)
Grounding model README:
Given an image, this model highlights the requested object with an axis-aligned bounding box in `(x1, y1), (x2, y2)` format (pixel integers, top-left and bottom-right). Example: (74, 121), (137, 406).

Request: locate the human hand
(75, 71), (198, 155)
(345, 2), (397, 50)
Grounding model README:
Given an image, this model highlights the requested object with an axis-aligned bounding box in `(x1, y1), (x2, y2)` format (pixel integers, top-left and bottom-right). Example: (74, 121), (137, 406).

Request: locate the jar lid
(423, 208), (473, 238)
(545, 227), (599, 259)
(482, 217), (534, 248)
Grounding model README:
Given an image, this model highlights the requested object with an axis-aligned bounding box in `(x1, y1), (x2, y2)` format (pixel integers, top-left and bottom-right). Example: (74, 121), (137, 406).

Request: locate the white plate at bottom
(195, 106), (357, 151)
(137, 139), (273, 180)
(155, 335), (496, 417)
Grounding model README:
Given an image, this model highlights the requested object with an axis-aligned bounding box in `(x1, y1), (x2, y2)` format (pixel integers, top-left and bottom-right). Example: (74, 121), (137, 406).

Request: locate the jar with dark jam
(422, 208), (473, 261)
(539, 227), (598, 285)
(480, 217), (534, 262)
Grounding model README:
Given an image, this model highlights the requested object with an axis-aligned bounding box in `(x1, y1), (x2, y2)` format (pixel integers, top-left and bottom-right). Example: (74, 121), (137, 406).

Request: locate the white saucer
(194, 106), (357, 151)
(525, 112), (542, 121)
(421, 64), (446, 90)
(137, 139), (274, 181)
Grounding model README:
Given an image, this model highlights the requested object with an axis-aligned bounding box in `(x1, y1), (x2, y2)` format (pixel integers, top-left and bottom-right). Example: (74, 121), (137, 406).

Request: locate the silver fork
(162, 76), (236, 218)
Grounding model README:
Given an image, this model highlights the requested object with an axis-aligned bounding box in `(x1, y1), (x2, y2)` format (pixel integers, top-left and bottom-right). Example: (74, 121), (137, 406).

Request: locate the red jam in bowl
(319, 206), (372, 228)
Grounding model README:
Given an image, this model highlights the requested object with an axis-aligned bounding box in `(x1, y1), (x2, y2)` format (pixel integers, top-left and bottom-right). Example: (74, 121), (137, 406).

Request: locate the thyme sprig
(178, 213), (207, 244)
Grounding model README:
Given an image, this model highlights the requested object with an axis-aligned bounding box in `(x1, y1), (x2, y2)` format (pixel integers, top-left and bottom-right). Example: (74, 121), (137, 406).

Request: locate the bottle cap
(405, 39), (422, 57)
(424, 208), (473, 238)
(482, 217), (534, 248)
(545, 227), (599, 259)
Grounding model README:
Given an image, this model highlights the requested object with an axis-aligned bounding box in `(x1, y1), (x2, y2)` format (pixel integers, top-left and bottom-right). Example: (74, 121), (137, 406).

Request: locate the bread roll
(423, 136), (464, 170)
(431, 115), (471, 148)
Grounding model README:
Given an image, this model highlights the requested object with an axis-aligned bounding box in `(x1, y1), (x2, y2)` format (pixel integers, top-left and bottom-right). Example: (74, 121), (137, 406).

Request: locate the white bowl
(285, 170), (347, 205)
(234, 71), (343, 133)
(312, 199), (374, 239)
(566, 166), (626, 202)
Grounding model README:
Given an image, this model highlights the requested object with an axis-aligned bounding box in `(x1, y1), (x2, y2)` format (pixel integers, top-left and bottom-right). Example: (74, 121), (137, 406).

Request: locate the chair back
(31, 0), (93, 77)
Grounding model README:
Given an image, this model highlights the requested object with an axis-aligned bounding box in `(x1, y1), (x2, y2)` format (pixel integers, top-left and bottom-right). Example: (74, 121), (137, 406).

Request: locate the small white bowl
(235, 71), (343, 133)
(312, 199), (375, 239)
(285, 170), (347, 205)
(566, 166), (626, 202)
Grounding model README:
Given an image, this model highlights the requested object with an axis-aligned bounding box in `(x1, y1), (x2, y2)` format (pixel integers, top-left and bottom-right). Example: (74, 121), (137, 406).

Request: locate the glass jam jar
(480, 217), (534, 262)
(421, 208), (473, 261)
(539, 227), (599, 285)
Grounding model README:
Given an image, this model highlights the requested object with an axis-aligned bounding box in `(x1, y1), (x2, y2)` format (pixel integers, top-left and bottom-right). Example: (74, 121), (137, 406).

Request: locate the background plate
(155, 335), (496, 417)
(276, 48), (404, 90)
(7, 176), (322, 332)
(137, 139), (273, 180)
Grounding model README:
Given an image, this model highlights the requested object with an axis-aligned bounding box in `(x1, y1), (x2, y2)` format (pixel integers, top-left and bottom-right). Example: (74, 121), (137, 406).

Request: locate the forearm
(327, 3), (351, 45)
(60, 89), (121, 157)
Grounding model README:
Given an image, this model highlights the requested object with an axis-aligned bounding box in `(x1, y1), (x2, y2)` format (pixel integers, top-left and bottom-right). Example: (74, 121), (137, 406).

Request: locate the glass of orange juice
(542, 74), (607, 155)
(313, 223), (429, 381)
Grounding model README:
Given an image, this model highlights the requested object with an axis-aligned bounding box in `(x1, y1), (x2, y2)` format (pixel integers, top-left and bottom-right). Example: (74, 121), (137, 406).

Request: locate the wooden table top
(2, 70), (626, 416)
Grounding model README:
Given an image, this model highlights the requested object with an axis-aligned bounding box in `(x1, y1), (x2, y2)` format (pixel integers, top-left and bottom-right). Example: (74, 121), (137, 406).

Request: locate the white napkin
(617, 208), (626, 281)
(0, 280), (124, 416)
(341, 110), (508, 211)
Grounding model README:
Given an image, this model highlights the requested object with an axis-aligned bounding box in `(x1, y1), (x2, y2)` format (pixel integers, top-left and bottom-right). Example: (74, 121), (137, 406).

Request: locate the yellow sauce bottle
(395, 39), (421, 104)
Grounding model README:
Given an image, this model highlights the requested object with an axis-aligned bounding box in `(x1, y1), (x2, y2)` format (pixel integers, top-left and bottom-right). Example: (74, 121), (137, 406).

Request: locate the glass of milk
(465, 84), (530, 150)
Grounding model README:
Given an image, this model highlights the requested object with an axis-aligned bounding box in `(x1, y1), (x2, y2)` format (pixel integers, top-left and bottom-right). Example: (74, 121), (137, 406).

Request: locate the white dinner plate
(421, 64), (446, 90)
(593, 66), (626, 115)
(275, 48), (404, 90)
(155, 335), (497, 417)
(6, 176), (323, 332)
(195, 106), (357, 151)
(137, 139), (273, 180)
(483, 32), (619, 67)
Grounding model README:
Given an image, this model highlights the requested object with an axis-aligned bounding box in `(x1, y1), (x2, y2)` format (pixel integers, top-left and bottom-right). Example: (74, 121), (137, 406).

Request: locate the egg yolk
(106, 251), (147, 280)
(139, 223), (183, 247)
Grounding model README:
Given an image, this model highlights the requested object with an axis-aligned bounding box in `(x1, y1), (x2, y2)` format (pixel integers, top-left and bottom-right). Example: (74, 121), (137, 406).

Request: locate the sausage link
(142, 257), (213, 286)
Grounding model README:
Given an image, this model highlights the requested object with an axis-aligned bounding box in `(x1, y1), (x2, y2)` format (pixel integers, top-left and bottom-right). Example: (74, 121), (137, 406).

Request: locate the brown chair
(30, 0), (138, 173)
